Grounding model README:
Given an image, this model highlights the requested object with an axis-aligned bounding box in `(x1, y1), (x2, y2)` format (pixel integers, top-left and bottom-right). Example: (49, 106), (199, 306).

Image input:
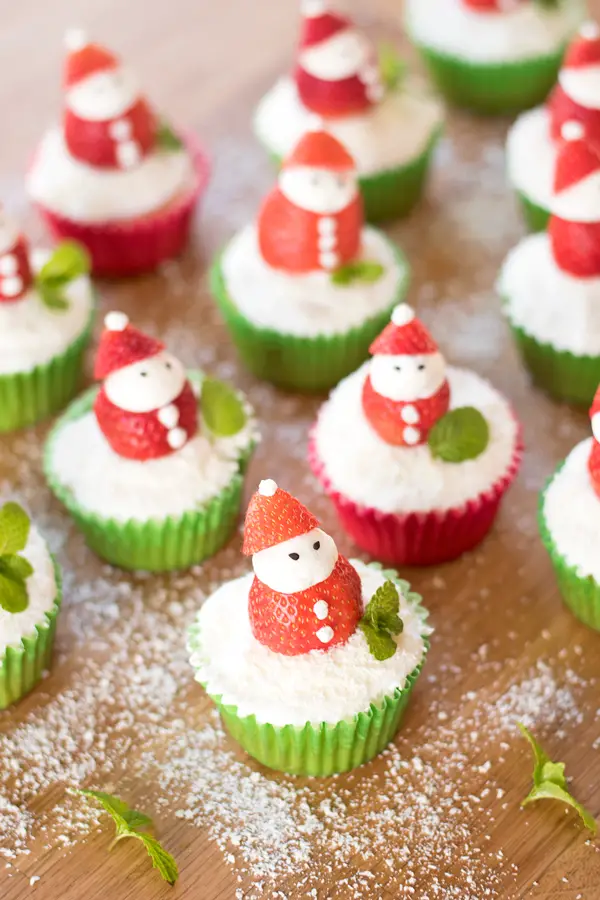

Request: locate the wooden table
(1, 2), (600, 898)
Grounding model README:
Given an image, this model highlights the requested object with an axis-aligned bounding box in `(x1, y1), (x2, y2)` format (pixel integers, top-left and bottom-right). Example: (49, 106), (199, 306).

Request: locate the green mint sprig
(359, 580), (404, 661)
(156, 121), (184, 151)
(428, 406), (489, 463)
(35, 240), (90, 312)
(378, 43), (407, 92)
(331, 261), (385, 287)
(77, 790), (179, 885)
(0, 502), (32, 614)
(201, 377), (247, 437)
(518, 724), (597, 834)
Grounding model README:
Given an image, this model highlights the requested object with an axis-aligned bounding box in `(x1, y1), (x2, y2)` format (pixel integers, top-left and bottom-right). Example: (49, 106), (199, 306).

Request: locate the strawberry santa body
(0, 210), (33, 304)
(93, 311), (198, 461)
(588, 385), (600, 498)
(243, 479), (362, 656)
(548, 22), (600, 144)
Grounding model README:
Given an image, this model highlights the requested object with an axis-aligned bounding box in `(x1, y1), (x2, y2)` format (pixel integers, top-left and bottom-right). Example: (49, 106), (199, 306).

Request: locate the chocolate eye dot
(140, 372), (147, 377)
(394, 366), (401, 372)
(165, 362), (172, 370)
(313, 541), (321, 551)
(289, 552), (300, 561)
(418, 364), (425, 371)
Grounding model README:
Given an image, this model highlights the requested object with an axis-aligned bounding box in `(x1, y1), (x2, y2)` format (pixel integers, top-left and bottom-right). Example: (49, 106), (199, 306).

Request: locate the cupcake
(211, 126), (410, 393)
(500, 122), (600, 406)
(539, 386), (600, 630)
(0, 501), (62, 709)
(309, 306), (522, 566)
(507, 22), (600, 231)
(44, 312), (258, 571)
(254, 1), (444, 223)
(405, 0), (584, 115)
(0, 208), (94, 433)
(187, 479), (430, 776)
(27, 30), (210, 276)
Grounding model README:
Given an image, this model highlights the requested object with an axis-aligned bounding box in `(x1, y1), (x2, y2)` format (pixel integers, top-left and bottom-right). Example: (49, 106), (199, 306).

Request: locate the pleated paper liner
(539, 478), (600, 631)
(210, 241), (410, 394)
(0, 558), (62, 710)
(516, 189), (550, 233)
(33, 133), (210, 277)
(44, 377), (256, 572)
(414, 44), (564, 115)
(509, 319), (600, 407)
(308, 422), (523, 566)
(0, 307), (94, 433)
(187, 562), (430, 776)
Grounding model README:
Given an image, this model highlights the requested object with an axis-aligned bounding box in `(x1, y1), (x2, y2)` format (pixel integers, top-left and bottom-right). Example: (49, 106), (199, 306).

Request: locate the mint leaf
(202, 377), (247, 437)
(331, 261), (385, 286)
(135, 834), (179, 885)
(360, 580), (403, 661)
(0, 573), (29, 613)
(378, 43), (406, 91)
(0, 502), (30, 556)
(35, 240), (90, 313)
(428, 406), (489, 463)
(156, 121), (184, 151)
(359, 620), (397, 661)
(37, 285), (70, 311)
(0, 554), (33, 581)
(518, 723), (597, 834)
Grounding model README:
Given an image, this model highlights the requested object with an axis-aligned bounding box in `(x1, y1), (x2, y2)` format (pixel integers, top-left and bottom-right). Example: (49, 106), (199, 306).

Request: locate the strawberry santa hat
(62, 29), (156, 170)
(0, 209), (32, 304)
(549, 22), (600, 142)
(295, 1), (383, 117)
(243, 479), (362, 656)
(362, 304), (450, 447)
(93, 311), (198, 461)
(257, 124), (362, 274)
(588, 383), (600, 498)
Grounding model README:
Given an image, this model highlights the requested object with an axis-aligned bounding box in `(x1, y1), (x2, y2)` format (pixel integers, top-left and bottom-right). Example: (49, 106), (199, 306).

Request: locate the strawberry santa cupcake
(539, 385), (600, 630)
(405, 0), (585, 115)
(187, 480), (430, 776)
(0, 208), (94, 433)
(27, 31), (210, 276)
(309, 306), (522, 566)
(254, 1), (444, 223)
(507, 21), (600, 231)
(211, 126), (409, 393)
(500, 121), (600, 405)
(44, 312), (257, 571)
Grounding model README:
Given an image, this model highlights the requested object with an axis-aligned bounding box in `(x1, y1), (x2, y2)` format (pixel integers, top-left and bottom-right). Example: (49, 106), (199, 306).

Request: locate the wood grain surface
(1, 2), (600, 899)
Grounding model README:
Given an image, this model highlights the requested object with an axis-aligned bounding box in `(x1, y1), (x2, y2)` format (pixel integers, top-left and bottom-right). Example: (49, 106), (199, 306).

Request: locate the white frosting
(404, 0), (584, 63)
(0, 249), (93, 376)
(104, 350), (186, 413)
(66, 67), (140, 121)
(188, 560), (429, 727)
(542, 438), (600, 582)
(27, 127), (194, 222)
(299, 29), (371, 81)
(254, 77), (443, 176)
(221, 225), (406, 337)
(0, 525), (58, 653)
(500, 232), (600, 355)
(252, 527), (338, 594)
(506, 106), (555, 209)
(313, 365), (519, 513)
(550, 169), (600, 222)
(370, 350), (446, 401)
(279, 167), (358, 214)
(560, 65), (600, 110)
(593, 412), (600, 441)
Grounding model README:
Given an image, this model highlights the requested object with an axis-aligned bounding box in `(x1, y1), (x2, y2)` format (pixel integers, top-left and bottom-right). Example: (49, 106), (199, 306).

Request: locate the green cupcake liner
(0, 308), (95, 433)
(188, 562), (430, 776)
(211, 240), (410, 393)
(539, 477), (600, 631)
(414, 44), (564, 115)
(0, 558), (62, 710)
(44, 376), (256, 572)
(516, 190), (550, 233)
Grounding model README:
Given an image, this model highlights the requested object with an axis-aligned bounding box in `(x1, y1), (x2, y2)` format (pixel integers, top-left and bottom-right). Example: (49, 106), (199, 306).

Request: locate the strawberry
(549, 217), (600, 278)
(548, 85), (600, 145)
(362, 374), (450, 447)
(588, 439), (600, 499)
(461, 0), (523, 11)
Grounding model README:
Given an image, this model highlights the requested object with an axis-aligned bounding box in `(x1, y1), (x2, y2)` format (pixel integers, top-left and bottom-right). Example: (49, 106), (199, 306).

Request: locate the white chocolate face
(0, 209), (19, 256)
(279, 166), (358, 214)
(104, 350), (186, 413)
(551, 170), (600, 223)
(300, 29), (370, 81)
(66, 66), (140, 120)
(559, 67), (600, 111)
(369, 351), (446, 402)
(252, 527), (338, 594)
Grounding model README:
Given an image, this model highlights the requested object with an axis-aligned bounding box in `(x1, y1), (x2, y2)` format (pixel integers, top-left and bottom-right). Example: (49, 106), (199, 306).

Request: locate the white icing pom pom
(258, 479), (278, 497)
(104, 311), (129, 332)
(307, 114), (325, 132)
(579, 20), (600, 40)
(592, 412), (600, 442)
(65, 28), (88, 51)
(391, 304), (415, 327)
(561, 121), (585, 142)
(301, 0), (327, 17)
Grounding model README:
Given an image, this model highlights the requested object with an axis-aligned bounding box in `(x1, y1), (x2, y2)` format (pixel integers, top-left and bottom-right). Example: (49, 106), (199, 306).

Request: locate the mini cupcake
(309, 306), (522, 566)
(254, 1), (444, 223)
(539, 386), (600, 630)
(27, 30), (210, 276)
(507, 22), (600, 231)
(211, 127), (410, 393)
(44, 312), (258, 571)
(0, 501), (62, 709)
(187, 479), (430, 776)
(501, 122), (600, 406)
(405, 0), (584, 115)
(0, 208), (94, 433)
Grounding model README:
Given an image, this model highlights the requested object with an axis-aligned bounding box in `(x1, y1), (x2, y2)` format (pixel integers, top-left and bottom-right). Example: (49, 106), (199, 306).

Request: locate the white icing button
(368, 84), (385, 103)
(317, 217), (337, 236)
(320, 251), (339, 271)
(117, 141), (142, 169)
(167, 427), (187, 450)
(158, 404), (180, 429)
(403, 426), (421, 446)
(313, 600), (329, 621)
(0, 254), (18, 276)
(318, 233), (338, 252)
(401, 405), (420, 425)
(361, 66), (380, 85)
(592, 412), (600, 442)
(316, 625), (334, 644)
(104, 311), (129, 331)
(109, 118), (132, 140)
(2, 275), (23, 297)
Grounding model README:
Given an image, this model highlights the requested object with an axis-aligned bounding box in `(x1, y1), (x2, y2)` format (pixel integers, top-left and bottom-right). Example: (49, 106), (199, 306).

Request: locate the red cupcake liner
(32, 132), (210, 277)
(308, 419), (523, 567)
